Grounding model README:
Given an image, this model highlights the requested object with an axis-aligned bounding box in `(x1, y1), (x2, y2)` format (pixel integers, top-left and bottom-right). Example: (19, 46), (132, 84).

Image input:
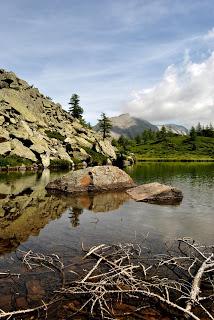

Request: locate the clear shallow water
(0, 162), (213, 262)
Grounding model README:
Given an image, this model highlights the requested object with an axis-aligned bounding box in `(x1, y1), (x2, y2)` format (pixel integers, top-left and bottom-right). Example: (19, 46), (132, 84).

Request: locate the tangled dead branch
(0, 238), (214, 319)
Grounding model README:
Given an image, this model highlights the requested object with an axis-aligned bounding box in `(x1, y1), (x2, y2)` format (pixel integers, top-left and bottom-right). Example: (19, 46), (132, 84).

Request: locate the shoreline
(0, 159), (214, 172)
(137, 159), (214, 162)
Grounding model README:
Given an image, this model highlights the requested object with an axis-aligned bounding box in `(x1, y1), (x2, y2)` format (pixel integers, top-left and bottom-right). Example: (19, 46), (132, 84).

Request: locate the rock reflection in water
(0, 170), (130, 254)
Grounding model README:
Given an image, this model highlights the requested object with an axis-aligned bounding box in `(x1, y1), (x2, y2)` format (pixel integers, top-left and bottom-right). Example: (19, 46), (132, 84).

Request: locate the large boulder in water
(126, 182), (183, 204)
(46, 165), (135, 194)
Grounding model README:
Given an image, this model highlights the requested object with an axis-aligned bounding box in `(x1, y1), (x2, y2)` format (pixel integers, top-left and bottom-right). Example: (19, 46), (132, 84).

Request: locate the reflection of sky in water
(0, 163), (213, 261)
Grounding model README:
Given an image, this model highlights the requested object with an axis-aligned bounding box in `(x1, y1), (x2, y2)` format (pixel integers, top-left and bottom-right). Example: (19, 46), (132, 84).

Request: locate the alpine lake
(0, 162), (213, 316)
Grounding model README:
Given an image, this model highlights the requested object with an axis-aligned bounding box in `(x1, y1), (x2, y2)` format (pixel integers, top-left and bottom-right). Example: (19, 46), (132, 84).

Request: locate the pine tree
(196, 122), (202, 136)
(68, 94), (83, 120)
(190, 126), (197, 141)
(98, 113), (112, 139)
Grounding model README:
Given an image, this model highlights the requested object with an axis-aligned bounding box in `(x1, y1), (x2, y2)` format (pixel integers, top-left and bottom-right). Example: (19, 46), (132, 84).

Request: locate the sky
(1, 0), (214, 127)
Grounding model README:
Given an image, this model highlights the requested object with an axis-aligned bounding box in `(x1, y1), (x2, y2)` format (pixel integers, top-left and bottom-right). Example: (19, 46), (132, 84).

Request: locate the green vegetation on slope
(0, 155), (33, 167)
(113, 131), (214, 161)
(45, 130), (65, 142)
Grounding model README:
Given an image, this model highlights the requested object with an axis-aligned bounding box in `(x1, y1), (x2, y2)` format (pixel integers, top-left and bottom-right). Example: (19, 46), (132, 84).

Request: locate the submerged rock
(126, 182), (183, 204)
(46, 165), (135, 194)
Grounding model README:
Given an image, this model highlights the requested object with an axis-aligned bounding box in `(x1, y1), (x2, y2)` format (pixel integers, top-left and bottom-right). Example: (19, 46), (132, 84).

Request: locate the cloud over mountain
(125, 52), (214, 127)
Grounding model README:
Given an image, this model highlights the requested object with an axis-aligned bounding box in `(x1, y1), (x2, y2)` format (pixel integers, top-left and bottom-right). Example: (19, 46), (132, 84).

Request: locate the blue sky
(1, 0), (214, 126)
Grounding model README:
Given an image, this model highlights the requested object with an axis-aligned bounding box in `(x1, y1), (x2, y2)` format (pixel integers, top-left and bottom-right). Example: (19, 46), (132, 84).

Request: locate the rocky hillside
(94, 113), (158, 138)
(157, 124), (188, 135)
(0, 69), (116, 167)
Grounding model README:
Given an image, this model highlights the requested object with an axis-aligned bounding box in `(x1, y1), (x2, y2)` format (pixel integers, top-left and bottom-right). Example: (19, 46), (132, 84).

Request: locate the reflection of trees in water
(69, 207), (83, 227)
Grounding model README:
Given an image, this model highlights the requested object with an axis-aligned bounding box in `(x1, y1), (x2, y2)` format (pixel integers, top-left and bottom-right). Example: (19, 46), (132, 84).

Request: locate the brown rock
(126, 182), (183, 204)
(46, 165), (135, 194)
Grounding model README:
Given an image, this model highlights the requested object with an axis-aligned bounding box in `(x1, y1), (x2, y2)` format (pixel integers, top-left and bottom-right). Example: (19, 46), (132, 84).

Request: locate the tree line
(189, 122), (214, 140)
(112, 123), (214, 153)
(68, 94), (112, 139)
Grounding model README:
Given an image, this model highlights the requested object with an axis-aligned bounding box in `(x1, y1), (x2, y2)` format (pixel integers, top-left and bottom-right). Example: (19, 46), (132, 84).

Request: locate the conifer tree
(190, 126), (197, 141)
(68, 94), (83, 120)
(98, 113), (112, 139)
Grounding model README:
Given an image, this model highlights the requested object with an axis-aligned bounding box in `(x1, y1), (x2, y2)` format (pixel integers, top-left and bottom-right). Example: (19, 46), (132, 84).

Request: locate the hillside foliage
(113, 124), (214, 160)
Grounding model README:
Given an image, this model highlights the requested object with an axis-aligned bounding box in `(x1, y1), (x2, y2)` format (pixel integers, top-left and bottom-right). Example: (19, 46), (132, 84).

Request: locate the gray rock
(40, 153), (50, 168)
(0, 115), (5, 125)
(10, 139), (37, 162)
(0, 70), (117, 166)
(0, 141), (11, 155)
(126, 182), (183, 204)
(46, 165), (135, 194)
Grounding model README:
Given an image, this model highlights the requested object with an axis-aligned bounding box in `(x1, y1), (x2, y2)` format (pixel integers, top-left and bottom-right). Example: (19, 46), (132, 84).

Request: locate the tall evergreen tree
(68, 94), (83, 119)
(190, 126), (197, 141)
(196, 122), (202, 136)
(98, 113), (112, 139)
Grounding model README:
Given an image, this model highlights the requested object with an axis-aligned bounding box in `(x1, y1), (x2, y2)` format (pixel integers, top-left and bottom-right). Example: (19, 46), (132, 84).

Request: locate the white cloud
(124, 53), (214, 127)
(204, 27), (214, 40)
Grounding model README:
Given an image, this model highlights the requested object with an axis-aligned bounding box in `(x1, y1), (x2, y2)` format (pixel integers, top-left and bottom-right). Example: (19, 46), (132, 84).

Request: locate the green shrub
(84, 148), (107, 165)
(50, 159), (72, 169)
(0, 155), (33, 167)
(69, 157), (83, 165)
(45, 130), (65, 142)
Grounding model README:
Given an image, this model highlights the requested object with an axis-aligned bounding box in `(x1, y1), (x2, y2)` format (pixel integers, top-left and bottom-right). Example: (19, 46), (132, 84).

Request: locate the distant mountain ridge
(94, 113), (188, 138)
(94, 113), (158, 138)
(157, 124), (188, 135)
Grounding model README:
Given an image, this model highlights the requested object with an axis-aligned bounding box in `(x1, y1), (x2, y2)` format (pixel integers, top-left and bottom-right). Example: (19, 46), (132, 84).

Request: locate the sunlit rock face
(0, 69), (116, 166)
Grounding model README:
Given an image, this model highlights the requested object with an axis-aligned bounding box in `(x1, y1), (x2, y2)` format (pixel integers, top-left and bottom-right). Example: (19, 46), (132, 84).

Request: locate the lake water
(0, 163), (213, 259)
(0, 163), (213, 313)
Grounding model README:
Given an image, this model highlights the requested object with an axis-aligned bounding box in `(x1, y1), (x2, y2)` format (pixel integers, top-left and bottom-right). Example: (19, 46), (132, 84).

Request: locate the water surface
(0, 163), (213, 260)
(0, 163), (213, 312)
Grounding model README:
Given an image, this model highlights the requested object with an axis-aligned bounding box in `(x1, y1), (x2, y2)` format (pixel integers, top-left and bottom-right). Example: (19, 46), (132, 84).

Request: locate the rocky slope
(157, 124), (188, 135)
(0, 69), (116, 167)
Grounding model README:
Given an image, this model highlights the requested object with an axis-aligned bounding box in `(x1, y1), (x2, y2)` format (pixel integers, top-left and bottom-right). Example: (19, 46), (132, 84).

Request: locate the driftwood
(0, 238), (214, 319)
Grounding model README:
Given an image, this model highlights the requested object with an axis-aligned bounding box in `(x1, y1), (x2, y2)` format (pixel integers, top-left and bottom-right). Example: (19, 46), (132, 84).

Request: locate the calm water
(0, 163), (213, 261)
(0, 163), (213, 312)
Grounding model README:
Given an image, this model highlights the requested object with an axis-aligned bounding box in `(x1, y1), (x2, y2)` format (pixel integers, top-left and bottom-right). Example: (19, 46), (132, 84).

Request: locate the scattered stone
(0, 69), (117, 166)
(46, 165), (135, 194)
(126, 182), (183, 204)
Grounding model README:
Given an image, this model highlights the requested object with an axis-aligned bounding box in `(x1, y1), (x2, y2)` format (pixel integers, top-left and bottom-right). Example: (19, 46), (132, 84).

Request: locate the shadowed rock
(46, 166), (135, 194)
(126, 182), (183, 204)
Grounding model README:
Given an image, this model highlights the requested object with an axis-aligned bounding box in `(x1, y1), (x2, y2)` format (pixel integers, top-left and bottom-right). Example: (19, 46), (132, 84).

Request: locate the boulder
(0, 141), (11, 155)
(40, 152), (50, 168)
(30, 136), (49, 154)
(10, 139), (37, 162)
(46, 165), (135, 194)
(126, 182), (183, 204)
(96, 139), (117, 159)
(0, 128), (9, 141)
(0, 115), (5, 125)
